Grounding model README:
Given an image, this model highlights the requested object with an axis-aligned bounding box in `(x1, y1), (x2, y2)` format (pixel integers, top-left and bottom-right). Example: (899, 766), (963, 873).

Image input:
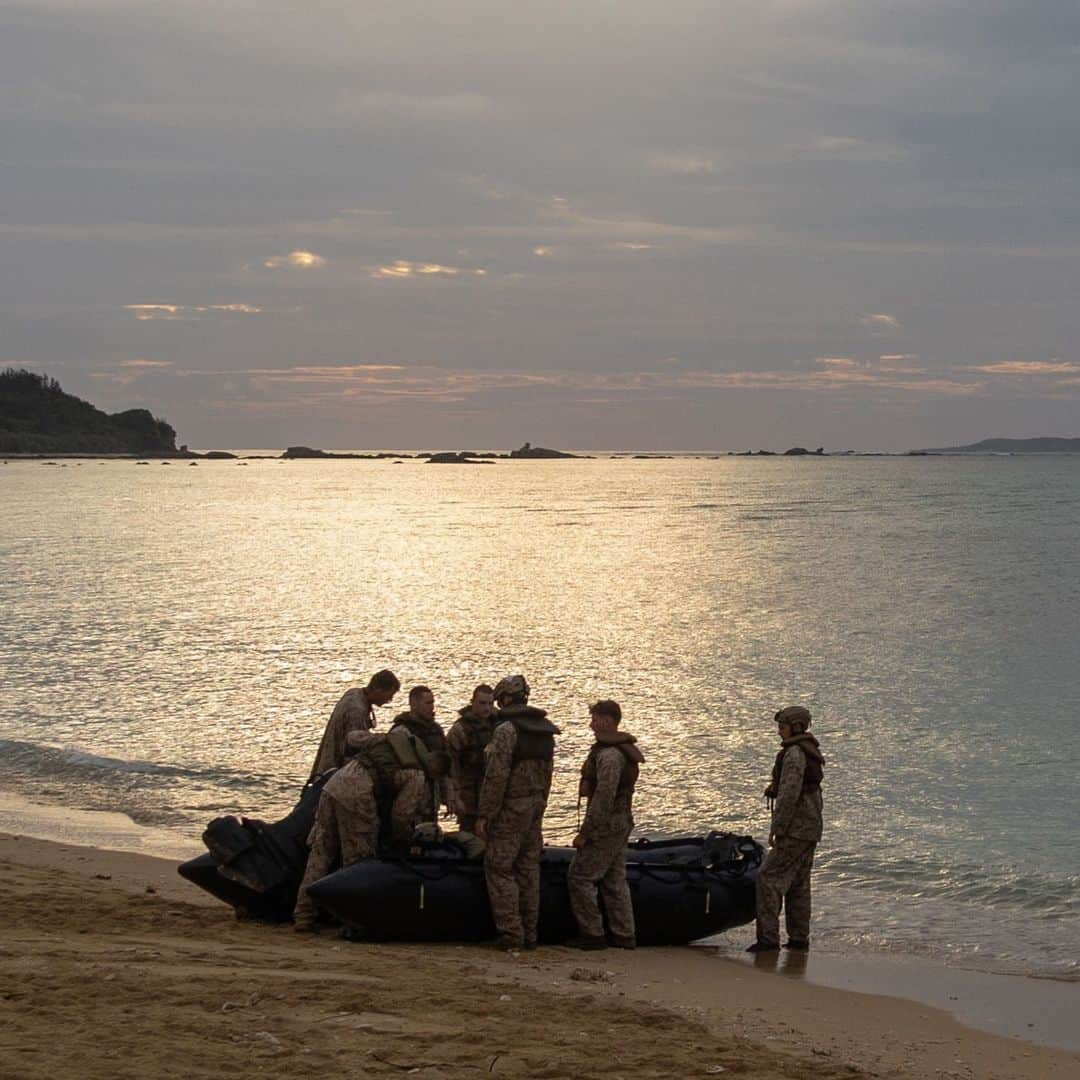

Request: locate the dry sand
(1, 834), (1077, 1079)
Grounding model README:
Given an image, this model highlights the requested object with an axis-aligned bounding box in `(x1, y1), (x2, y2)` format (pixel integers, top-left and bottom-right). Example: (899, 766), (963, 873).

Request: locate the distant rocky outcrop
(919, 437), (1080, 453)
(426, 451), (495, 465)
(783, 447), (825, 456)
(281, 446), (410, 459)
(0, 368), (182, 455)
(509, 441), (580, 459)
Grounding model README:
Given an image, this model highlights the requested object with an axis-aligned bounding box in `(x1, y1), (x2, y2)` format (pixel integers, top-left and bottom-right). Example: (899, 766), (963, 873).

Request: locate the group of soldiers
(292, 668), (824, 954)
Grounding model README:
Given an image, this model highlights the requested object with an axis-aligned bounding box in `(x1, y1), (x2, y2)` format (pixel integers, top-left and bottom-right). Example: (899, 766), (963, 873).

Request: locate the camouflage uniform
(755, 738), (824, 948)
(390, 711), (455, 826)
(293, 736), (426, 929)
(307, 687), (375, 782)
(446, 707), (495, 832)
(567, 733), (643, 942)
(477, 706), (559, 948)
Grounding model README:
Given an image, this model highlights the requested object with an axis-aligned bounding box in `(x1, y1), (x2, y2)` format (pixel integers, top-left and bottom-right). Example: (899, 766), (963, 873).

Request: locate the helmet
(493, 674), (530, 703)
(774, 705), (811, 729)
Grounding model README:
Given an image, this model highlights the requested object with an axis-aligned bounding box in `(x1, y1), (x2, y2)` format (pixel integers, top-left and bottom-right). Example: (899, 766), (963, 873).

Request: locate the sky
(3, 1), (1080, 451)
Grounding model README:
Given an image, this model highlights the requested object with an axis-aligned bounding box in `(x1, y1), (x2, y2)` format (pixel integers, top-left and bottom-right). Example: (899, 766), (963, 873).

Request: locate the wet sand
(1, 828), (1077, 1080)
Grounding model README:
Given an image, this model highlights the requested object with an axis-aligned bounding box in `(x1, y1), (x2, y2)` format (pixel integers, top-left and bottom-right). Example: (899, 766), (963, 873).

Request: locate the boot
(565, 934), (607, 951)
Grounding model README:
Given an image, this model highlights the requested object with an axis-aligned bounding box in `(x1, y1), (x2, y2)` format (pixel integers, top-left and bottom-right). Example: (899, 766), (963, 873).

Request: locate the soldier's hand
(474, 818), (488, 840)
(572, 833), (584, 850)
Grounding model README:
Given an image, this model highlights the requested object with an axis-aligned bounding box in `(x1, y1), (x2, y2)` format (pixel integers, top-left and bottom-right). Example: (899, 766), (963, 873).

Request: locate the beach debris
(145, 885), (157, 894)
(251, 1032), (280, 1050)
(498, 994), (512, 1002)
(221, 992), (261, 1013)
(93, 873), (112, 880)
(367, 1050), (463, 1072)
(569, 967), (611, 983)
(705, 1067), (726, 1075)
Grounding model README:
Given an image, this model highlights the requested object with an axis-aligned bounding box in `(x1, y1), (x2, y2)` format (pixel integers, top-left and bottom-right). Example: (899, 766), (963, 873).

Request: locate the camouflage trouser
(567, 828), (634, 940)
(293, 783), (378, 928)
(755, 837), (816, 947)
(483, 794), (546, 947)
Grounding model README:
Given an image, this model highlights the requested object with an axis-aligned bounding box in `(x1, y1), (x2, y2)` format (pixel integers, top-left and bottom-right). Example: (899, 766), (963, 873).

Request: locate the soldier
(446, 684), (497, 832)
(475, 675), (560, 950)
(389, 686), (458, 825)
(307, 669), (400, 782)
(566, 699), (644, 950)
(292, 726), (430, 932)
(747, 705), (825, 953)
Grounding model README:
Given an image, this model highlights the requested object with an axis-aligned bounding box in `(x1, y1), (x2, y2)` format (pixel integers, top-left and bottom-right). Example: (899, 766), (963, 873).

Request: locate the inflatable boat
(177, 779), (764, 945)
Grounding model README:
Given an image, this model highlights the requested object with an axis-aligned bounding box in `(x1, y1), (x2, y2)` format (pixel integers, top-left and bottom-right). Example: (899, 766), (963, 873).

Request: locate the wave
(0, 737), (291, 795)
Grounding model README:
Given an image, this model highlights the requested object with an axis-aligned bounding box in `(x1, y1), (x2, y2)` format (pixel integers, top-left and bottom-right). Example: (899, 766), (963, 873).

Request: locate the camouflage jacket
(446, 708), (495, 814)
(771, 744), (824, 843)
(477, 707), (558, 821)
(308, 687), (374, 781)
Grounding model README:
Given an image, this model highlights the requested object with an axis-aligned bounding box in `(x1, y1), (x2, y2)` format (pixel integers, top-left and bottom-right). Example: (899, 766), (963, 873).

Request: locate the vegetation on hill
(0, 368), (180, 454)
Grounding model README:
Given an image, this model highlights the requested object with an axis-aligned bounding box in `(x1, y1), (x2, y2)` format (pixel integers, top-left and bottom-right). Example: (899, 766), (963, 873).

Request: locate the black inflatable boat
(178, 779), (764, 945)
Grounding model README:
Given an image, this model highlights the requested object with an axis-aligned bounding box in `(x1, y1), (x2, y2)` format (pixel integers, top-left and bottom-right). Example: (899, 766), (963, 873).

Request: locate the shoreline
(0, 789), (1077, 1070)
(1, 833), (1077, 1079)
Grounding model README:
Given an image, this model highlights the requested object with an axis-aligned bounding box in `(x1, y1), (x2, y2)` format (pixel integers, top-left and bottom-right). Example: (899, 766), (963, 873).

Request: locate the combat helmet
(774, 705), (811, 731)
(493, 674), (530, 704)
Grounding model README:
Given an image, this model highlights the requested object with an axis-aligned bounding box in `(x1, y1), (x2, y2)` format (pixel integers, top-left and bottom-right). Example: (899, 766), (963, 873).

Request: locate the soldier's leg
(514, 802), (545, 946)
(567, 839), (609, 938)
(336, 789), (379, 866)
(783, 843), (816, 945)
(484, 803), (528, 946)
(293, 795), (342, 929)
(754, 838), (806, 947)
(596, 833), (635, 942)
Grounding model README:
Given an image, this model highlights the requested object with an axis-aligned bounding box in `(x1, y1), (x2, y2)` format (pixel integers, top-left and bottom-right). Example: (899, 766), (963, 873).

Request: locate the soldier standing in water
(747, 705), (824, 952)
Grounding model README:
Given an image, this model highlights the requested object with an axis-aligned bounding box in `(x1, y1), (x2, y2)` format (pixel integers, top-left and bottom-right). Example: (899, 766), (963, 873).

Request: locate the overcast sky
(4, 1), (1080, 450)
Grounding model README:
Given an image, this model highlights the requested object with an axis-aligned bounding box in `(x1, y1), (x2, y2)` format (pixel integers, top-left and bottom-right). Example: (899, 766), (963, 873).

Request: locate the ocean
(1, 454), (1077, 978)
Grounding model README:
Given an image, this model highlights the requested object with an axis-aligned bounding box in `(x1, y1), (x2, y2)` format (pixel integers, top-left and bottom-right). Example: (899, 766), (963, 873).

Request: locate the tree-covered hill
(0, 369), (181, 454)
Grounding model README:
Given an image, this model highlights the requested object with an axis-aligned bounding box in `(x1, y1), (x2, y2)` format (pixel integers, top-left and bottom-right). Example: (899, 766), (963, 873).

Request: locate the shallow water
(1, 455), (1077, 977)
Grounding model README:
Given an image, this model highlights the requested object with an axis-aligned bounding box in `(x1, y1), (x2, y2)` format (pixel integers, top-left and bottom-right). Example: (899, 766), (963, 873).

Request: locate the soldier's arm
(771, 746), (806, 839)
(445, 723), (467, 788)
(340, 693), (375, 752)
(345, 728), (380, 754)
(477, 724), (515, 821)
(580, 749), (622, 840)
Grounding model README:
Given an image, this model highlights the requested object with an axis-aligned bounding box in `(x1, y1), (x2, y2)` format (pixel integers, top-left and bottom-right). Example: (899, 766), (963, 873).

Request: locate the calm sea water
(1, 455), (1077, 977)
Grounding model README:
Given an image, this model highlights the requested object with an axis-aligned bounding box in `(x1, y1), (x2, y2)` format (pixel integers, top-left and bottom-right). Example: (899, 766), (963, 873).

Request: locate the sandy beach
(1, 827), (1076, 1080)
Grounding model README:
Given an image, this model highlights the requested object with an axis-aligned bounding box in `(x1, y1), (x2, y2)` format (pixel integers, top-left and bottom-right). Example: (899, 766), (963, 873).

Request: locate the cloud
(966, 360), (1080, 375)
(532, 246), (554, 257)
(816, 356), (860, 369)
(124, 303), (263, 320)
(645, 154), (716, 176)
(370, 260), (487, 279)
(861, 314), (900, 329)
(339, 92), (499, 122)
(263, 251), (326, 269)
(117, 359), (173, 369)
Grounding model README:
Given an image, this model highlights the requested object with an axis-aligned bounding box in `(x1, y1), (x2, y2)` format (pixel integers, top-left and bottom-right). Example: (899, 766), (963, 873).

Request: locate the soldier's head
(589, 699), (622, 736)
(774, 705), (811, 738)
(470, 684), (495, 719)
(366, 669), (401, 707)
(493, 674), (529, 708)
(409, 685), (435, 720)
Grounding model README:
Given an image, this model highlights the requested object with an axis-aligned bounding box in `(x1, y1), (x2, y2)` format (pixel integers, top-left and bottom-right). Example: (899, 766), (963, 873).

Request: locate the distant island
(0, 369), (184, 455)
(918, 437), (1080, 453)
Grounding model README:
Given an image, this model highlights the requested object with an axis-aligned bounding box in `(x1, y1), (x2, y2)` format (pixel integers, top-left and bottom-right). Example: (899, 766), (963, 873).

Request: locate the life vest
(764, 735), (824, 802)
(579, 734), (644, 800)
(496, 706), (559, 763)
(454, 709), (494, 773)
